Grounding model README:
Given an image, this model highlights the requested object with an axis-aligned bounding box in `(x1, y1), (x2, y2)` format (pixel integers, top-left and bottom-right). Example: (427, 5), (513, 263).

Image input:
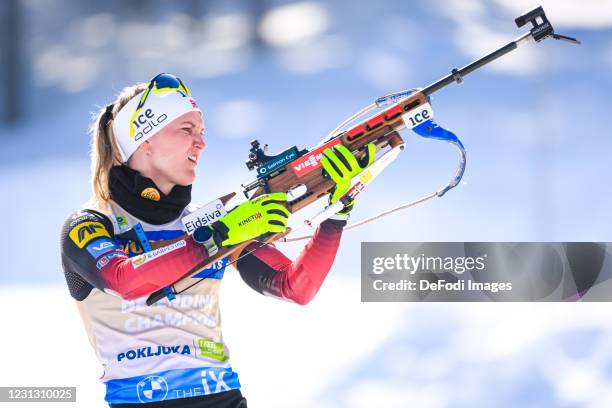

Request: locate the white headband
(112, 86), (201, 160)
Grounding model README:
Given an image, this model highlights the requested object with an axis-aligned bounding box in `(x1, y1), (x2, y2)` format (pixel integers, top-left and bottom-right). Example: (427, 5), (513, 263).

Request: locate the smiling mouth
(188, 155), (198, 164)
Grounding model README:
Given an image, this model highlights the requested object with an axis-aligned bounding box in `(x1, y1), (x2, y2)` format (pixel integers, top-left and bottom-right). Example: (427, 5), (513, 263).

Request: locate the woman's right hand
(212, 192), (290, 246)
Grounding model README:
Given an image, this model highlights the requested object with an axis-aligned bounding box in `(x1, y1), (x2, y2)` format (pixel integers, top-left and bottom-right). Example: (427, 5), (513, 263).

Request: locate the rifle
(145, 6), (580, 306)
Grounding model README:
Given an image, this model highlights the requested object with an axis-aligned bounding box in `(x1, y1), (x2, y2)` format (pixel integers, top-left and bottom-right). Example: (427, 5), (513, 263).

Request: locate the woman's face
(136, 110), (206, 190)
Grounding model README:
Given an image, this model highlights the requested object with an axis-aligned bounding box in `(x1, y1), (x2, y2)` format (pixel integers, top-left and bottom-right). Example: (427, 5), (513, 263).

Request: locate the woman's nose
(193, 134), (206, 151)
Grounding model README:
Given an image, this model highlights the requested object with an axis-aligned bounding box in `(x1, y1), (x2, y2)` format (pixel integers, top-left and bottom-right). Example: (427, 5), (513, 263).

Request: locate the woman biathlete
(60, 73), (374, 407)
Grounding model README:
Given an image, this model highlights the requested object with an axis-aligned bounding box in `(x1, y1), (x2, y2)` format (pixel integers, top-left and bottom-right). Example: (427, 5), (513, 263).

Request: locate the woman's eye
(181, 128), (191, 134)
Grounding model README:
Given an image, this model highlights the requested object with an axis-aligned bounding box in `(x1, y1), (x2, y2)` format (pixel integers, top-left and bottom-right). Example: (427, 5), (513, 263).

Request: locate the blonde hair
(87, 83), (148, 210)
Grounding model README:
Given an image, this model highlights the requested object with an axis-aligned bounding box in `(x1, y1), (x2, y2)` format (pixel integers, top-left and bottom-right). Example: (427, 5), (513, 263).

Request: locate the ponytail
(87, 83), (148, 210)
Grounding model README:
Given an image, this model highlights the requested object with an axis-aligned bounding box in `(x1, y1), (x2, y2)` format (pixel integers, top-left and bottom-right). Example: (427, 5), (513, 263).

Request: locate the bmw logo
(136, 375), (168, 403)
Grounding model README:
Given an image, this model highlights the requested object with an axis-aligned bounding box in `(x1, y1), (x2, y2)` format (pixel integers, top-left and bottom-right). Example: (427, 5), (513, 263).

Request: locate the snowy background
(0, 0), (611, 407)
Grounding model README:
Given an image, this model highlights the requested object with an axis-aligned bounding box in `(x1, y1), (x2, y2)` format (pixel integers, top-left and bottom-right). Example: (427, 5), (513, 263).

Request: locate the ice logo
(136, 375), (168, 402)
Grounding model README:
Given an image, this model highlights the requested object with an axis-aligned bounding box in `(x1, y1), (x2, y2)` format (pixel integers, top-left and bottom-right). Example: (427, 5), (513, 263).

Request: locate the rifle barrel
(422, 32), (531, 96)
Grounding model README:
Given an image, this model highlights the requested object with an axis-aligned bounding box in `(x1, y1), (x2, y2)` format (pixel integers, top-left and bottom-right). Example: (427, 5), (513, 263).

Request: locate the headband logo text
(132, 108), (168, 141)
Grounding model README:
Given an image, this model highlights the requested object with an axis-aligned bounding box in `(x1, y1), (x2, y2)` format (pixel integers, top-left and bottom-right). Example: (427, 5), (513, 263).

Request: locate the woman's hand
(321, 143), (376, 215)
(212, 192), (290, 246)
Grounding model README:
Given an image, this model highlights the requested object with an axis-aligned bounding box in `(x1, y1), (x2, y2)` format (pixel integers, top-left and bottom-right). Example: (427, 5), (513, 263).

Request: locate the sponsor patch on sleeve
(69, 221), (110, 248)
(86, 238), (120, 259)
(96, 251), (123, 270)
